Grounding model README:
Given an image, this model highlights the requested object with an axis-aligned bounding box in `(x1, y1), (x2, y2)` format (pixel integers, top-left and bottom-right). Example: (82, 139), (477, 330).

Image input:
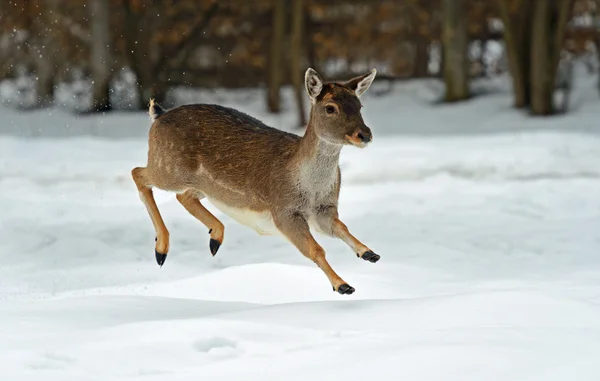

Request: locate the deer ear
(305, 68), (323, 102)
(344, 68), (377, 97)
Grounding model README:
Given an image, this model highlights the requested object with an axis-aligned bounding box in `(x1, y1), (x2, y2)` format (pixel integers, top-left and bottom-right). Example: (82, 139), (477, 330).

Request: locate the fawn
(131, 68), (380, 294)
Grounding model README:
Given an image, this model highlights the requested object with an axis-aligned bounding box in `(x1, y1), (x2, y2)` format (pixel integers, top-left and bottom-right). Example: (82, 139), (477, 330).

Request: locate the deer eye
(325, 105), (336, 114)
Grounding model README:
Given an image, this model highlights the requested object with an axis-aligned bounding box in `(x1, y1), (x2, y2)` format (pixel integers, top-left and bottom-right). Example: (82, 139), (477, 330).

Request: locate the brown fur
(131, 68), (379, 294)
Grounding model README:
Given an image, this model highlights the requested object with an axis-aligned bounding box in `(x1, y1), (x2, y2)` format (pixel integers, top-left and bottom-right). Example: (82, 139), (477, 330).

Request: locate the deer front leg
(274, 211), (355, 294)
(315, 205), (380, 263)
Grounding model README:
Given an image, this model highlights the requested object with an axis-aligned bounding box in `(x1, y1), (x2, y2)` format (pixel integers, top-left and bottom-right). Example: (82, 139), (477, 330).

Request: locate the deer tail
(148, 98), (166, 122)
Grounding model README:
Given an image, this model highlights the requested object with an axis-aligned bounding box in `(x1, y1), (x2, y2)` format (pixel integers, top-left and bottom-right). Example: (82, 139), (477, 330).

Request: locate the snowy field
(1, 74), (600, 380)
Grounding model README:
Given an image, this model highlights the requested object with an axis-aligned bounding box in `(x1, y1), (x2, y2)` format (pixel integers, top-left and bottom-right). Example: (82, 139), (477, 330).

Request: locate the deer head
(305, 68), (377, 148)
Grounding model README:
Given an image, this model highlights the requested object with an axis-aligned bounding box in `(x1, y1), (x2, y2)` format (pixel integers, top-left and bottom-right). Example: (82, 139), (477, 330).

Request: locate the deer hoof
(155, 250), (167, 267)
(337, 284), (355, 295)
(361, 251), (380, 263)
(209, 239), (221, 256)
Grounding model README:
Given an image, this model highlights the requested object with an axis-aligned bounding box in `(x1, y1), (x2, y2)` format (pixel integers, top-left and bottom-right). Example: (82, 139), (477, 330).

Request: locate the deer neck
(294, 117), (342, 192)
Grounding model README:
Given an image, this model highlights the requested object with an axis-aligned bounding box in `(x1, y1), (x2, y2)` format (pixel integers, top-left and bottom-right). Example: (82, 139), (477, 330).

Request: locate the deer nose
(354, 127), (372, 143)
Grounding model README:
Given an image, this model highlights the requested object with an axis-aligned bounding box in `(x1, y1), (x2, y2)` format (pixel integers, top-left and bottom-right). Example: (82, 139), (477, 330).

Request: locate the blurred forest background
(1, 0), (599, 124)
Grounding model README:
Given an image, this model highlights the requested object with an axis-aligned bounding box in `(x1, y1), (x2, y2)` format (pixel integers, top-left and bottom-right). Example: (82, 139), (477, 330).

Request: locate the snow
(2, 70), (600, 380)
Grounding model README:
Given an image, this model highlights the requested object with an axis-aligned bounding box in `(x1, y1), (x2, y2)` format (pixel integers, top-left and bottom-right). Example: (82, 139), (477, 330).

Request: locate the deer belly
(208, 199), (280, 236)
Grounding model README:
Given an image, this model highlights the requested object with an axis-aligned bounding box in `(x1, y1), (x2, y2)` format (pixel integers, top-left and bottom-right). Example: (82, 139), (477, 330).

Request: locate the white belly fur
(208, 198), (280, 236)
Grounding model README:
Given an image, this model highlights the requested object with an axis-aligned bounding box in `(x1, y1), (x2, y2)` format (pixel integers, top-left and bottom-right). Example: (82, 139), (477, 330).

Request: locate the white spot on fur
(215, 179), (246, 196)
(195, 163), (246, 197)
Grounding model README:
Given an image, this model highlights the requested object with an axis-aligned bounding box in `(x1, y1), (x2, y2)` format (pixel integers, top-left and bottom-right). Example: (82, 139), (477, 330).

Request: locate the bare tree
(121, 1), (219, 109)
(267, 0), (286, 113)
(530, 0), (572, 115)
(28, 0), (60, 107)
(90, 0), (111, 111)
(499, 0), (532, 108)
(442, 0), (469, 101)
(499, 0), (573, 115)
(290, 0), (307, 126)
(595, 35), (600, 95)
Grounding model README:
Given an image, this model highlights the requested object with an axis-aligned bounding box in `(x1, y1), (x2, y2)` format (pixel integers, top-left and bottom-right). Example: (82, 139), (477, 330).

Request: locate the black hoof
(209, 239), (221, 256)
(361, 251), (380, 263)
(155, 250), (167, 267)
(337, 284), (355, 295)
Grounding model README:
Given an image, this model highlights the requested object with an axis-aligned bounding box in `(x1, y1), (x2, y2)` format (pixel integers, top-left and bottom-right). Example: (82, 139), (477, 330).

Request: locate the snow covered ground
(1, 73), (600, 380)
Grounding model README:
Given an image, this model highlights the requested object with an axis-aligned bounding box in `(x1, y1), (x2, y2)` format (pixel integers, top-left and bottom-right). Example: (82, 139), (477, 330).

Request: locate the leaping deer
(131, 68), (380, 294)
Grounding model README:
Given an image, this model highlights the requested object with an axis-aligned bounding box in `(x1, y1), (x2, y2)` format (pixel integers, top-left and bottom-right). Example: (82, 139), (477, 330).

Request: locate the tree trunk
(35, 61), (55, 107)
(267, 0), (286, 113)
(499, 0), (532, 108)
(438, 40), (445, 77)
(549, 0), (573, 113)
(290, 0), (306, 127)
(530, 0), (572, 115)
(135, 74), (167, 108)
(414, 37), (430, 77)
(122, 1), (164, 109)
(90, 0), (112, 111)
(28, 0), (58, 107)
(530, 1), (553, 115)
(478, 38), (489, 77)
(500, 0), (571, 114)
(305, 11), (317, 71)
(442, 0), (469, 102)
(595, 36), (600, 96)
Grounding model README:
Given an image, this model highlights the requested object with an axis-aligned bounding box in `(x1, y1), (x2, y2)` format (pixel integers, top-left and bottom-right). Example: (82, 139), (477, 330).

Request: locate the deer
(131, 67), (380, 295)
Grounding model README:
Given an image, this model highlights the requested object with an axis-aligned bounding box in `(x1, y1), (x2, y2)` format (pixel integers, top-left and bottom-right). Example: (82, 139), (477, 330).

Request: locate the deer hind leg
(176, 189), (224, 256)
(274, 212), (354, 294)
(315, 205), (380, 263)
(131, 167), (170, 266)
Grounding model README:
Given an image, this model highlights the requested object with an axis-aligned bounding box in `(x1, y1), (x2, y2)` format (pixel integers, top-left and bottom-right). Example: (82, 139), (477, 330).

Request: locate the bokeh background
(2, 1), (600, 381)
(1, 0), (598, 120)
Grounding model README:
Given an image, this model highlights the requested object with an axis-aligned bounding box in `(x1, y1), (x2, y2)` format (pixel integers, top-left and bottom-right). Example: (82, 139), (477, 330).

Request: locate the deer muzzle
(346, 126), (372, 148)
